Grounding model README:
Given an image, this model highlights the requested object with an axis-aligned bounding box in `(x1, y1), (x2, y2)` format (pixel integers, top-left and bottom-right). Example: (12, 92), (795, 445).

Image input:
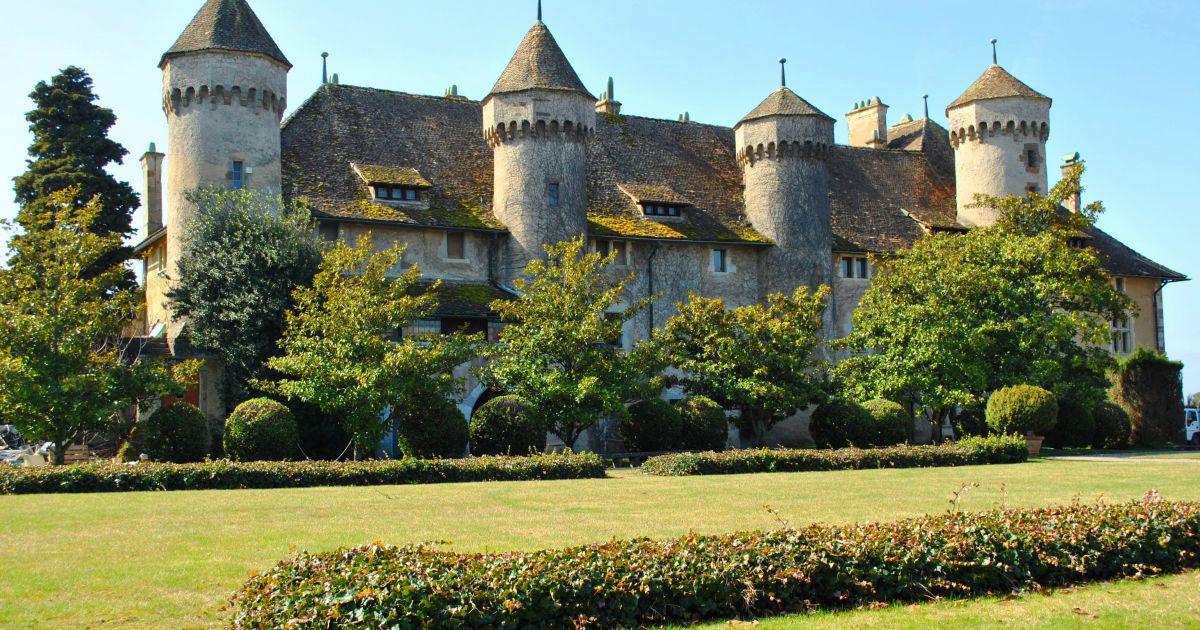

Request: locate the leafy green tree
(13, 67), (138, 240)
(262, 235), (476, 458)
(482, 238), (660, 449)
(653, 286), (830, 442)
(0, 190), (193, 464)
(837, 164), (1130, 428)
(167, 189), (323, 407)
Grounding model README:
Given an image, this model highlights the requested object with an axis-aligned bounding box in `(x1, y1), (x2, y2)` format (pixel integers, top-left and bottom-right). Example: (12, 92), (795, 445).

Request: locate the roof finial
(321, 52), (329, 84)
(537, 0), (542, 22)
(923, 94), (929, 119)
(779, 58), (787, 87)
(990, 38), (998, 65)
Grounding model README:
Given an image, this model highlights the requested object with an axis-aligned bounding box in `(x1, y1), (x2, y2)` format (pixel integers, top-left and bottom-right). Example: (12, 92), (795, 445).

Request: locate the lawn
(3, 459), (1199, 628)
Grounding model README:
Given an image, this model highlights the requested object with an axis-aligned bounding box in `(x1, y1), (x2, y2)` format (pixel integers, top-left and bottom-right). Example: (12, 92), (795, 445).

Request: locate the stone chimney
(595, 76), (622, 115)
(140, 142), (165, 234)
(1061, 152), (1082, 212)
(846, 97), (888, 148)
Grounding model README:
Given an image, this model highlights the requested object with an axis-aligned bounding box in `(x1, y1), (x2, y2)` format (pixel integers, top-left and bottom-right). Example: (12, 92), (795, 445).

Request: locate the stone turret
(483, 17), (595, 279)
(947, 62), (1051, 227)
(160, 0), (290, 339)
(735, 73), (835, 296)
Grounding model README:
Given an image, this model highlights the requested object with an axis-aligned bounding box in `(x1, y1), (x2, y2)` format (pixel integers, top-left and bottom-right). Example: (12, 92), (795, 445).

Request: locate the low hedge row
(0, 452), (606, 495)
(640, 435), (1026, 476)
(229, 494), (1200, 628)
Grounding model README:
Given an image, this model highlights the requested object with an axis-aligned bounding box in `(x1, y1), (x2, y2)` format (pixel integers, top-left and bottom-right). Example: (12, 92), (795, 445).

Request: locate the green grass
(4, 460), (1200, 628)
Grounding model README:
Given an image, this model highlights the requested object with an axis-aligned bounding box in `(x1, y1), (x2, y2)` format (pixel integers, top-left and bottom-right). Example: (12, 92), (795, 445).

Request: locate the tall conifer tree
(13, 66), (138, 239)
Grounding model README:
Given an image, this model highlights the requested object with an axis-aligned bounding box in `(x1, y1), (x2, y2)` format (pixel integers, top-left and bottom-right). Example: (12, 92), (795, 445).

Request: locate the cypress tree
(12, 66), (138, 239)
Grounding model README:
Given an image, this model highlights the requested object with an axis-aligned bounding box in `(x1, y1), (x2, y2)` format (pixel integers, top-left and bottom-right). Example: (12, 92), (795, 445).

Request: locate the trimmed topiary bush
(120, 403), (209, 463)
(395, 399), (469, 459)
(1092, 401), (1133, 450)
(1044, 398), (1096, 449)
(985, 385), (1057, 436)
(678, 396), (728, 452)
(223, 398), (299, 462)
(1112, 348), (1186, 447)
(809, 399), (874, 448)
(619, 399), (682, 452)
(862, 399), (910, 446)
(469, 396), (545, 456)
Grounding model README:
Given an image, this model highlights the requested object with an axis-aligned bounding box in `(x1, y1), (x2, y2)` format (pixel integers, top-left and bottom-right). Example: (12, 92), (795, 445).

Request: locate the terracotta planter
(1025, 435), (1044, 458)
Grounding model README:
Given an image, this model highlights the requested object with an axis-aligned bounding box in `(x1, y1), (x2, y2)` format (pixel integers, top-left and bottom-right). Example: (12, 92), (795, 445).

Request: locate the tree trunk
(53, 438), (67, 465)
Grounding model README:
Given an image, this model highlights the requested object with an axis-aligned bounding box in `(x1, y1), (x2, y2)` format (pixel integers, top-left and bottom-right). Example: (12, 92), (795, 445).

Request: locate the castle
(134, 0), (1186, 447)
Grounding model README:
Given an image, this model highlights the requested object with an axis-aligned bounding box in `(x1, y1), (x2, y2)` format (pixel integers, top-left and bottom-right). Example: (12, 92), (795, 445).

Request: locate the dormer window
(375, 185), (421, 202)
(642, 204), (682, 218)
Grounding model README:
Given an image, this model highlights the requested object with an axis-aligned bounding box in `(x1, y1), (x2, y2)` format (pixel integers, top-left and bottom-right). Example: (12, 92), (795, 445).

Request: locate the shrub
(862, 399), (910, 446)
(223, 398), (299, 462)
(1112, 348), (1186, 447)
(985, 385), (1057, 436)
(119, 403), (209, 463)
(395, 398), (468, 459)
(1044, 398), (1096, 449)
(678, 396), (728, 451)
(619, 399), (682, 452)
(1092, 401), (1133, 450)
(0, 452), (606, 495)
(469, 396), (545, 456)
(640, 435), (1026, 477)
(952, 404), (988, 438)
(290, 400), (351, 460)
(229, 495), (1200, 629)
(808, 399), (874, 448)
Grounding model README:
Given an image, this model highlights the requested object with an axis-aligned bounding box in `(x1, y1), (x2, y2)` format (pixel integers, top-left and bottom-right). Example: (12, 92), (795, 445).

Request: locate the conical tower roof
(161, 0), (290, 68)
(946, 65), (1049, 112)
(487, 22), (592, 99)
(736, 87), (834, 128)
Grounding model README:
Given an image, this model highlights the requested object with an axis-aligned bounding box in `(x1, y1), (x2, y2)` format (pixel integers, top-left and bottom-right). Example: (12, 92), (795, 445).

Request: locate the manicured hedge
(229, 494), (1200, 629)
(640, 435), (1026, 477)
(0, 452), (606, 495)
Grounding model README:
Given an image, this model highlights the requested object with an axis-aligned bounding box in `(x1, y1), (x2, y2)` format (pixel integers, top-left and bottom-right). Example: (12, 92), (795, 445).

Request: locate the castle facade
(135, 0), (1186, 446)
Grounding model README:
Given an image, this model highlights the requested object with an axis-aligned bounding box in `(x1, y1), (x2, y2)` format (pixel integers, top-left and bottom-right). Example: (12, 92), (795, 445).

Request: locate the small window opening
(445, 232), (466, 259)
(231, 161), (244, 190)
(318, 222), (339, 242)
(712, 248), (728, 273)
(375, 185), (421, 201)
(547, 183), (560, 207)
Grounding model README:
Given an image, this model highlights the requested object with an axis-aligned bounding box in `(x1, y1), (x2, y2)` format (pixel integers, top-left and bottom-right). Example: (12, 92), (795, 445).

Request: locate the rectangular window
(712, 249), (727, 273)
(231, 161), (244, 190)
(440, 317), (486, 336)
(446, 231), (465, 259)
(318, 222), (339, 242)
(1111, 315), (1131, 355)
(405, 188), (418, 201)
(547, 183), (560, 207)
(856, 258), (869, 279)
(612, 241), (627, 266)
(375, 186), (391, 200)
(1114, 277), (1125, 293)
(595, 239), (611, 258)
(842, 257), (854, 278)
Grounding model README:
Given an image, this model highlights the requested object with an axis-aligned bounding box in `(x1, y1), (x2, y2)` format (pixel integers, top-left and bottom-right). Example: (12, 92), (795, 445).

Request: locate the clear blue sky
(1, 0), (1197, 397)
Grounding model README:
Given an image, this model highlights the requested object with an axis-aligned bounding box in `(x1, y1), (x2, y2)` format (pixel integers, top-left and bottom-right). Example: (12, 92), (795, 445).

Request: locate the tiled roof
(737, 87), (835, 127)
(161, 0), (289, 68)
(351, 164), (432, 188)
(281, 83), (1180, 279)
(946, 65), (1050, 111)
(410, 282), (515, 319)
(487, 22), (592, 99)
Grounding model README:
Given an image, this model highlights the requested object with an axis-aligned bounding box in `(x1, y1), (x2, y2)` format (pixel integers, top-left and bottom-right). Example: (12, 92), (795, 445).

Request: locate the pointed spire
(990, 38), (998, 65)
(161, 0), (290, 68)
(947, 64), (1050, 111)
(488, 21), (592, 98)
(321, 52), (329, 84)
(779, 58), (787, 87)
(737, 85), (834, 127)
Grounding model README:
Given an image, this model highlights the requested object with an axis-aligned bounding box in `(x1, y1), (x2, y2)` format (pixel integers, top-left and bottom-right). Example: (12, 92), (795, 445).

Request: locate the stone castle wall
(949, 96), (1050, 227)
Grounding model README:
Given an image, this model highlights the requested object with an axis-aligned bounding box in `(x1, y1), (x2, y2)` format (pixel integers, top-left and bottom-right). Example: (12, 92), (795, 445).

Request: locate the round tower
(160, 0), (290, 333)
(947, 59), (1051, 227)
(482, 17), (595, 279)
(734, 65), (835, 295)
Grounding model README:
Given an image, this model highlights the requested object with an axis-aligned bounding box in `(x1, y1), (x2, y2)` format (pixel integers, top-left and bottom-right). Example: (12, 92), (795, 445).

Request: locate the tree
(0, 189), (193, 464)
(481, 238), (660, 448)
(1189, 392), (1200, 409)
(262, 235), (476, 458)
(653, 286), (830, 442)
(13, 67), (138, 240)
(167, 189), (323, 407)
(837, 164), (1131, 428)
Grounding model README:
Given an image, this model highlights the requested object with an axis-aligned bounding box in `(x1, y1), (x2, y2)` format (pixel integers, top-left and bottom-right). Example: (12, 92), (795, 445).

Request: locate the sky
(0, 0), (1196, 397)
